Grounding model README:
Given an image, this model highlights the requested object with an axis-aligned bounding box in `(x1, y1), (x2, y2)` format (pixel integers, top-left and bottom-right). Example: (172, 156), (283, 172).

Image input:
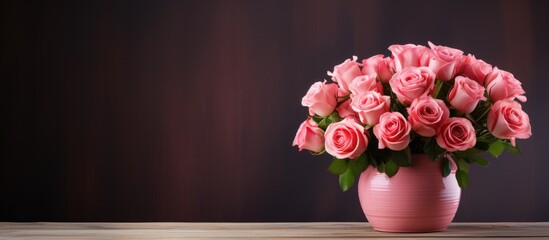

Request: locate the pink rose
(461, 54), (492, 85)
(427, 41), (464, 80)
(436, 117), (476, 152)
(448, 76), (487, 114)
(361, 54), (395, 83)
(350, 91), (390, 126)
(293, 118), (325, 153)
(485, 67), (527, 102)
(487, 100), (532, 146)
(348, 75), (383, 96)
(335, 98), (357, 119)
(407, 96), (450, 137)
(324, 118), (368, 159)
(327, 56), (362, 93)
(389, 44), (432, 72)
(301, 81), (339, 117)
(388, 44), (418, 56)
(389, 67), (436, 105)
(373, 112), (411, 151)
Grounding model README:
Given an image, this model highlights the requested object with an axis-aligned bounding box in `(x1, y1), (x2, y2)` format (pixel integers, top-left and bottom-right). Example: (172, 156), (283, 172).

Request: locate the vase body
(357, 154), (461, 233)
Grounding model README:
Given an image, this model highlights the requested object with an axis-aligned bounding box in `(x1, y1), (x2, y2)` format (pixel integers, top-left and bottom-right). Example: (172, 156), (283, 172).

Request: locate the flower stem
(465, 114), (480, 127)
(475, 107), (491, 122)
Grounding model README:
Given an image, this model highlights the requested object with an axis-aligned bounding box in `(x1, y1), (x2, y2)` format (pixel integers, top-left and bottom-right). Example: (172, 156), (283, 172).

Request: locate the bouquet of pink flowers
(293, 42), (532, 191)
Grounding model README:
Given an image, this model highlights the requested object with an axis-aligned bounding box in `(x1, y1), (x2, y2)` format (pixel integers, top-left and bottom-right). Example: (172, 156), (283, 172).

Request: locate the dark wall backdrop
(2, 0), (549, 221)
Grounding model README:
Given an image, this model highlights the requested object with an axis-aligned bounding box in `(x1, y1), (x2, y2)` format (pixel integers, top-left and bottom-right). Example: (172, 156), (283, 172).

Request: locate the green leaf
(441, 158), (451, 177)
(488, 140), (505, 158)
(310, 115), (323, 125)
(390, 148), (411, 166)
(456, 170), (469, 188)
(457, 159), (469, 173)
(433, 80), (444, 99)
(376, 161), (385, 173)
(318, 118), (328, 130)
(466, 156), (489, 167)
(328, 158), (347, 175)
(316, 112), (342, 129)
(328, 111), (342, 123)
(505, 143), (521, 154)
(349, 154), (368, 176)
(433, 147), (446, 161)
(385, 160), (399, 177)
(339, 168), (355, 192)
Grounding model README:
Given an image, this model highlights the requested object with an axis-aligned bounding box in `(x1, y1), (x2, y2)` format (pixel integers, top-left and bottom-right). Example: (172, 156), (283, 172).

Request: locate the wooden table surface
(1, 222), (548, 239)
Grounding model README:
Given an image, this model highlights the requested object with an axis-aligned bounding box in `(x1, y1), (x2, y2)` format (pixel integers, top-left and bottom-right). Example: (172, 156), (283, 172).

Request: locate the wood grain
(1, 222), (548, 239)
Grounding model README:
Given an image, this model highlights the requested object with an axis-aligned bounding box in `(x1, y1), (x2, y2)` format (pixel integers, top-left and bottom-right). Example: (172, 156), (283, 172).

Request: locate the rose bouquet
(293, 42), (531, 191)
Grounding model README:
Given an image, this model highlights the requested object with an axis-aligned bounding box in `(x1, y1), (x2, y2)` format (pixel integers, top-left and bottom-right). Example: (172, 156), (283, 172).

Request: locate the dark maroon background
(2, 0), (549, 221)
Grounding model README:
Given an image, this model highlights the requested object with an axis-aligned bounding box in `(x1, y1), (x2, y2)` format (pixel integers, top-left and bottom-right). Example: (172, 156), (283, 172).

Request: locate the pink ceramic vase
(357, 154), (461, 232)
